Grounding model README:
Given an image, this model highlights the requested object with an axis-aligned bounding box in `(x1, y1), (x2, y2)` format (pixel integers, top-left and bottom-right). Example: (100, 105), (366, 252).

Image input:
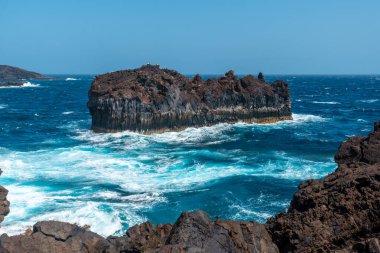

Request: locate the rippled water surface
(0, 75), (379, 236)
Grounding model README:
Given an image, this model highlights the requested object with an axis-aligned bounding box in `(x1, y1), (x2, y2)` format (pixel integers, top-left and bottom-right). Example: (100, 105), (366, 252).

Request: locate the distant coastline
(0, 65), (50, 80)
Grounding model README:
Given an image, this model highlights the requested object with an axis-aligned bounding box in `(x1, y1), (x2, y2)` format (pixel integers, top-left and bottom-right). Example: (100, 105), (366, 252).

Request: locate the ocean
(0, 75), (379, 237)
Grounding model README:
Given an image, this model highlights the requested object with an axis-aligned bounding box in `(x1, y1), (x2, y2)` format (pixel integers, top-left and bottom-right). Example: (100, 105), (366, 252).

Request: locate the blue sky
(0, 0), (379, 74)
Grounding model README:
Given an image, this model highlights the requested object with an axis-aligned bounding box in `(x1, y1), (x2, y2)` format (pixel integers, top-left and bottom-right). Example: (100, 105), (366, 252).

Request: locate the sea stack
(88, 64), (292, 133)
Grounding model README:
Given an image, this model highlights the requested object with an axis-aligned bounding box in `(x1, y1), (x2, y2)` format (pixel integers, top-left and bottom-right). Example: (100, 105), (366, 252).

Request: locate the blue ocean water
(0, 75), (379, 236)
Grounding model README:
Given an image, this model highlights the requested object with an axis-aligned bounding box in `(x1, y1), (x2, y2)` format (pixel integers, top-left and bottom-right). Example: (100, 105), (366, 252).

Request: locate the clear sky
(0, 0), (379, 74)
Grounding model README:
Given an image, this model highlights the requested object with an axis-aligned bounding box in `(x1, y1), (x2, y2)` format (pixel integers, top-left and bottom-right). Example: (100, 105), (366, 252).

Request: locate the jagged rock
(88, 64), (292, 133)
(116, 210), (279, 253)
(335, 122), (380, 165)
(0, 65), (49, 80)
(0, 211), (279, 253)
(0, 221), (110, 253)
(267, 122), (380, 252)
(0, 186), (9, 224)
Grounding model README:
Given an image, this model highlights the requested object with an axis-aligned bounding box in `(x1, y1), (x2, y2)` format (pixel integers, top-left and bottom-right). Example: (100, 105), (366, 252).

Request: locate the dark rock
(0, 186), (9, 224)
(258, 72), (264, 81)
(335, 121), (380, 165)
(267, 124), (380, 252)
(0, 211), (279, 253)
(375, 122), (380, 132)
(0, 168), (10, 224)
(0, 65), (49, 80)
(88, 64), (292, 133)
(109, 210), (279, 253)
(0, 221), (111, 253)
(0, 82), (24, 87)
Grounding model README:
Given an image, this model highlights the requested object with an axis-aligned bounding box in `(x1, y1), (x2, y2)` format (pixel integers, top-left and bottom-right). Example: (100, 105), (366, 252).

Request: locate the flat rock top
(0, 65), (49, 80)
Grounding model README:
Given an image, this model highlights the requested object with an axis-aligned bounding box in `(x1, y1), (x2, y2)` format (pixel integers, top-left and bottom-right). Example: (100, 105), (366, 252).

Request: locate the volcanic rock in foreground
(0, 65), (49, 80)
(0, 211), (279, 253)
(88, 64), (292, 133)
(267, 122), (380, 252)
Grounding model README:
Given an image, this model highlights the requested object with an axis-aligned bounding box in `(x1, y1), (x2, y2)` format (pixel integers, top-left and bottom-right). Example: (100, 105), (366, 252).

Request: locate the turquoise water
(0, 75), (379, 236)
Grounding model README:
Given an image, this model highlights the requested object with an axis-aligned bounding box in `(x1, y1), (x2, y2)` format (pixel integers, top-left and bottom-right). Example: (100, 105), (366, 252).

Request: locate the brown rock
(88, 64), (292, 133)
(113, 210), (279, 253)
(335, 122), (380, 165)
(0, 221), (110, 253)
(267, 123), (380, 252)
(0, 169), (10, 224)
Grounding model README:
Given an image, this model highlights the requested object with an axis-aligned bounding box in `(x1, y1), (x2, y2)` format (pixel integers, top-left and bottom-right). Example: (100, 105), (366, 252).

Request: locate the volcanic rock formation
(0, 65), (49, 80)
(88, 64), (292, 133)
(267, 122), (380, 252)
(0, 122), (379, 252)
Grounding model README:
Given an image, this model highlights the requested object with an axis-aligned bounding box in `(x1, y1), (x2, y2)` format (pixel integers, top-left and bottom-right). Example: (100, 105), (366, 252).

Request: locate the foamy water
(0, 74), (379, 237)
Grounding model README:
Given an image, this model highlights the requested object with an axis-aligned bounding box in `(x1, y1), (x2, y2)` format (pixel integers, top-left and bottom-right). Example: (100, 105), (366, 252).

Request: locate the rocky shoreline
(0, 82), (25, 87)
(0, 122), (379, 252)
(88, 65), (292, 133)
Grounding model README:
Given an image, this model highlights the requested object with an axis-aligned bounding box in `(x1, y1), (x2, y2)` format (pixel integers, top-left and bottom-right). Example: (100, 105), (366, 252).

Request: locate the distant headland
(0, 65), (50, 80)
(88, 64), (292, 133)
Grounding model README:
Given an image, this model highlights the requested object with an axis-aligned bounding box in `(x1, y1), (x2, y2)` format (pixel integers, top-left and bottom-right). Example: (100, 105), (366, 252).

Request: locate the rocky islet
(88, 65), (292, 133)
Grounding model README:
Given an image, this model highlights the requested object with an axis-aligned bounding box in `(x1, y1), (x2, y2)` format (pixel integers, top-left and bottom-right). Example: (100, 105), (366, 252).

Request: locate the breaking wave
(358, 99), (379, 103)
(312, 101), (340, 105)
(0, 82), (40, 88)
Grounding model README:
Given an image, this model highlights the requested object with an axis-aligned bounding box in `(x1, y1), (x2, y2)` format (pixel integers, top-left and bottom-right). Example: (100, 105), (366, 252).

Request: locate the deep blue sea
(0, 75), (379, 236)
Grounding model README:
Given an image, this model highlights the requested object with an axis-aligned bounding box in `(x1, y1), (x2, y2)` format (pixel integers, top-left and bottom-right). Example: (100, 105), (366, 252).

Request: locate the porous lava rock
(88, 64), (292, 133)
(267, 122), (380, 252)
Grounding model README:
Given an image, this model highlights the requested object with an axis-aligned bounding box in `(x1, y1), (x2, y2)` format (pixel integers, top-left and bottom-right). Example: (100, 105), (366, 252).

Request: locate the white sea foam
(289, 113), (326, 123)
(22, 82), (40, 87)
(0, 82), (40, 88)
(62, 111), (74, 115)
(65, 77), (79, 81)
(0, 104), (7, 109)
(358, 99), (379, 103)
(0, 111), (333, 236)
(150, 123), (235, 144)
(312, 101), (340, 105)
(72, 113), (326, 149)
(230, 204), (272, 221)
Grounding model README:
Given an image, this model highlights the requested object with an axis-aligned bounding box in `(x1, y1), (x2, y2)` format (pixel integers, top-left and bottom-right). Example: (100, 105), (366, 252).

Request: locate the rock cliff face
(1, 122), (379, 253)
(0, 65), (49, 80)
(88, 65), (292, 133)
(267, 122), (380, 252)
